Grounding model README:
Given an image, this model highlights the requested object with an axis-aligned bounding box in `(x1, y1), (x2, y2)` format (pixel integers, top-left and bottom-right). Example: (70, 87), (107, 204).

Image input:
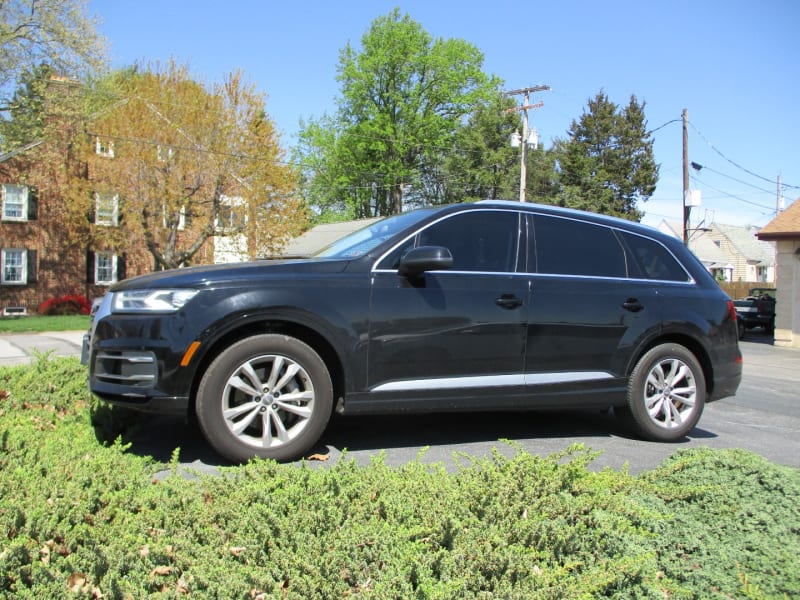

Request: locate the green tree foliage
(60, 62), (305, 270)
(296, 9), (495, 218)
(438, 90), (559, 204)
(0, 0), (105, 114)
(555, 91), (658, 220)
(0, 63), (55, 149)
(439, 91), (518, 203)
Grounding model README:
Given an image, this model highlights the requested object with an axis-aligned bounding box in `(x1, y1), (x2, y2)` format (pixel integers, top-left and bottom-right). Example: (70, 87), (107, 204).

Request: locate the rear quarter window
(621, 232), (690, 282)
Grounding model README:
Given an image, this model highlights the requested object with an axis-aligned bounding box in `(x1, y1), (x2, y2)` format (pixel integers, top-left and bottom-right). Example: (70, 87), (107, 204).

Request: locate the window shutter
(27, 187), (38, 220)
(117, 198), (124, 227)
(27, 250), (37, 283)
(86, 250), (95, 284)
(87, 191), (96, 223)
(118, 253), (127, 281)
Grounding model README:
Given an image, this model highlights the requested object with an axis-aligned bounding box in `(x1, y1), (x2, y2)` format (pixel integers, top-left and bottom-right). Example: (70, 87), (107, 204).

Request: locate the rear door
(524, 214), (662, 386)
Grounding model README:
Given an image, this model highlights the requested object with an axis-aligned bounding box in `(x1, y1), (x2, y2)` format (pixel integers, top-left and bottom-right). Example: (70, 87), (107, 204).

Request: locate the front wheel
(623, 343), (706, 442)
(196, 334), (333, 463)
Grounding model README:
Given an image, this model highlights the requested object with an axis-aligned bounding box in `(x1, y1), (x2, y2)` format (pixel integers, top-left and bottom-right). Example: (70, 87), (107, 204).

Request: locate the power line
(690, 174), (775, 212)
(688, 120), (798, 190)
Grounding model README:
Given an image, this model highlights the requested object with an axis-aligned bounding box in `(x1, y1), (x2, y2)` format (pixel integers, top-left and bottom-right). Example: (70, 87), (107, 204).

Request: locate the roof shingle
(758, 198), (800, 240)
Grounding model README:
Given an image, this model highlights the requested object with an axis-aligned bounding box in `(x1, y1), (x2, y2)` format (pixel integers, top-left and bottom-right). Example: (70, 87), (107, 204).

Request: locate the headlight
(112, 289), (199, 313)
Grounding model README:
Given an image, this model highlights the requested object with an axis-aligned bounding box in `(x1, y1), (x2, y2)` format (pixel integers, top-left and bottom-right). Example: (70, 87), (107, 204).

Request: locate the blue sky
(89, 0), (799, 229)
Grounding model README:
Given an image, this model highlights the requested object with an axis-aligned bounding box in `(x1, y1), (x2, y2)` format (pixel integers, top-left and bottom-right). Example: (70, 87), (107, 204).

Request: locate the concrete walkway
(0, 331), (86, 367)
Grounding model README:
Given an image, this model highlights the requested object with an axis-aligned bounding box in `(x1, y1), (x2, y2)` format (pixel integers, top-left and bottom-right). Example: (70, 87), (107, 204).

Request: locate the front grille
(94, 351), (157, 387)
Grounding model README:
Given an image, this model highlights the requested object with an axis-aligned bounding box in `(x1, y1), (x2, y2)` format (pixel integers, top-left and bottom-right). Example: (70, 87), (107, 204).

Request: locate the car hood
(110, 258), (352, 291)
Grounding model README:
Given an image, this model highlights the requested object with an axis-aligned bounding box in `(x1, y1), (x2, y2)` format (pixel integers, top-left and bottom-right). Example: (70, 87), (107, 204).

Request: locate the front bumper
(83, 295), (196, 415)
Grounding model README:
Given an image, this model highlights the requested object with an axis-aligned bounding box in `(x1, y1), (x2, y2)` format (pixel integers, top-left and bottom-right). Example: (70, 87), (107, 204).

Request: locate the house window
(95, 193), (119, 226)
(95, 137), (114, 158)
(1, 248), (26, 284)
(217, 195), (246, 231)
(2, 184), (27, 221)
(163, 204), (186, 231)
(157, 145), (175, 162)
(95, 252), (117, 285)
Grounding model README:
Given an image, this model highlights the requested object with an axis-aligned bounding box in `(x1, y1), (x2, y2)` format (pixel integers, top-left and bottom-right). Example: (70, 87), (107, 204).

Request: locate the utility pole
(682, 108), (690, 244)
(506, 85), (550, 201)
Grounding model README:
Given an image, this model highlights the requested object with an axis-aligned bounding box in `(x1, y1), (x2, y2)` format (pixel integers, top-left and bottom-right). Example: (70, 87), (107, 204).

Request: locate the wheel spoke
(647, 397), (665, 419)
(670, 388), (695, 405)
(228, 375), (261, 398)
(275, 397), (313, 418)
(667, 400), (683, 425)
(242, 361), (265, 388)
(265, 356), (285, 390)
(226, 403), (261, 435)
(269, 407), (290, 442)
(260, 411), (273, 447)
(275, 363), (301, 391)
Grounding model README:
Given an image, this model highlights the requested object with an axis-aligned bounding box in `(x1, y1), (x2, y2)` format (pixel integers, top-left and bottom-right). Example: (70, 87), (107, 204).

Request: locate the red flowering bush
(39, 294), (92, 315)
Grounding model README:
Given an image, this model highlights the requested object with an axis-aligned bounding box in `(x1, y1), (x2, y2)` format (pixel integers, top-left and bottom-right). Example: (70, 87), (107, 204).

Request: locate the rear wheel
(196, 334), (332, 463)
(623, 343), (705, 441)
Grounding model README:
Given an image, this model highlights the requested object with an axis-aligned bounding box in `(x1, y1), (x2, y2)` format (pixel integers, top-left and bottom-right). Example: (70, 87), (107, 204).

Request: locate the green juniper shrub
(0, 356), (798, 598)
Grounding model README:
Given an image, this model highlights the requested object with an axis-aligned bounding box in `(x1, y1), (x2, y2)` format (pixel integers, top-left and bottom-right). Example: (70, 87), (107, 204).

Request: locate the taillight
(726, 300), (737, 322)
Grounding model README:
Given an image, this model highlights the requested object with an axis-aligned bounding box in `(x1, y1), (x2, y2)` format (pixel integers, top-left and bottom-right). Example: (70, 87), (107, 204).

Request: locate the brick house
(0, 135), (161, 314)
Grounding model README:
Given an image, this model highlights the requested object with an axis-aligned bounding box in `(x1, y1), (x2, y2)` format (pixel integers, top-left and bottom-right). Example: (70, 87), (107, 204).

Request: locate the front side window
(1, 248), (26, 284)
(532, 215), (626, 278)
(95, 193), (119, 226)
(377, 210), (520, 272)
(95, 252), (117, 285)
(2, 184), (27, 221)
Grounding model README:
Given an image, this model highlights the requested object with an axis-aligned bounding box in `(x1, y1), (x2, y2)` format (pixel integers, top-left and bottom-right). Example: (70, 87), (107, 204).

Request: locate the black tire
(623, 343), (705, 442)
(737, 319), (745, 340)
(196, 334), (333, 463)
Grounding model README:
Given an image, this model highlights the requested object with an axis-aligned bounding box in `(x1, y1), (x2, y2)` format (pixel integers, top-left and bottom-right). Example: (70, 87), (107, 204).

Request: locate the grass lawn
(0, 314), (90, 333)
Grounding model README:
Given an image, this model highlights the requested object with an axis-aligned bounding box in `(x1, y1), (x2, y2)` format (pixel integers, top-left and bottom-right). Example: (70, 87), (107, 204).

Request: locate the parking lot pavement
(0, 331), (85, 366)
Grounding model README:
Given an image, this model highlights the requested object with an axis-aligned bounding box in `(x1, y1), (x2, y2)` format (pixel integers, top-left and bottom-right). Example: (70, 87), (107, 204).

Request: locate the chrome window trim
(371, 208), (525, 274)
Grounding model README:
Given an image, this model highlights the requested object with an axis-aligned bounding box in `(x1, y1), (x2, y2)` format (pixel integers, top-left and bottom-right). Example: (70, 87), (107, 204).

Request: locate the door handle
(622, 298), (644, 312)
(496, 294), (523, 309)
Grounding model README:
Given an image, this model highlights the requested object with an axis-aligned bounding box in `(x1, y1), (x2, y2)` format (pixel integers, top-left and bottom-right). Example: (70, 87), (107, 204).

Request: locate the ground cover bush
(1, 357), (798, 598)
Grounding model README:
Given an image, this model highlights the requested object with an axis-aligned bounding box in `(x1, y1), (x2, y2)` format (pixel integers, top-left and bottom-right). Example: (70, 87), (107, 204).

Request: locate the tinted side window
(621, 232), (690, 282)
(377, 210), (520, 272)
(532, 215), (626, 277)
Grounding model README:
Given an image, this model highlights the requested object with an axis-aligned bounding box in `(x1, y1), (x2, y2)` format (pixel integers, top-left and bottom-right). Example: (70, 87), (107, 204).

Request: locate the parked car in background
(734, 287), (776, 338)
(82, 201), (743, 462)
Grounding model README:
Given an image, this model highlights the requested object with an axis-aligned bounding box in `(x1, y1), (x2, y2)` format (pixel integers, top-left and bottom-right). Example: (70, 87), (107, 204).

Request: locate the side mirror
(397, 246), (453, 278)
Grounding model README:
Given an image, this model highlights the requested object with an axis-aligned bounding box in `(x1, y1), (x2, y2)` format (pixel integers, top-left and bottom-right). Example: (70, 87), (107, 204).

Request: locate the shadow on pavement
(98, 407), (705, 467)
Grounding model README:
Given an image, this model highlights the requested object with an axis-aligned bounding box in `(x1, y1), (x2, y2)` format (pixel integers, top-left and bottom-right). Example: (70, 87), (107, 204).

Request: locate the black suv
(83, 201), (742, 462)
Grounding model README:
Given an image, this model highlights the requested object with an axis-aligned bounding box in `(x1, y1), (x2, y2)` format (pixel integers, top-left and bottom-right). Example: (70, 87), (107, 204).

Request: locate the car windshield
(314, 209), (437, 259)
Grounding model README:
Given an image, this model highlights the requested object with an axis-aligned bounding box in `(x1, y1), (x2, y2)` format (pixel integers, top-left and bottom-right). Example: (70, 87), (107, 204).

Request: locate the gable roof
(712, 222), (775, 266)
(280, 217), (383, 257)
(757, 198), (800, 240)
